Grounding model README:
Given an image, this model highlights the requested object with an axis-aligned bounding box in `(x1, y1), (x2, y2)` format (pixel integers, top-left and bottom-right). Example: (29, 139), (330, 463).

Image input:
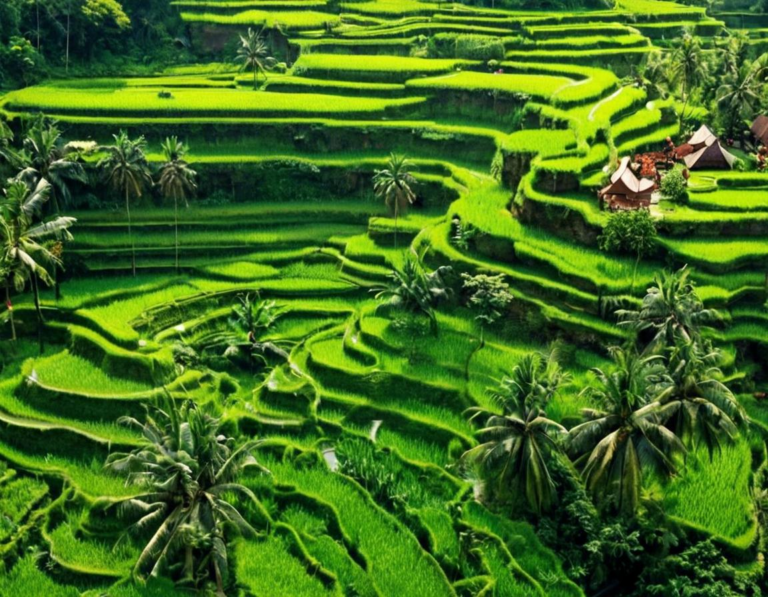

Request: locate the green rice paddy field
(0, 0), (767, 595)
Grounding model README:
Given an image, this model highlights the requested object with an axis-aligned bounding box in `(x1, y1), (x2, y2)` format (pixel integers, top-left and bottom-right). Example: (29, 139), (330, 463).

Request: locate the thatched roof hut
(682, 125), (736, 170)
(752, 115), (768, 146)
(599, 157), (654, 210)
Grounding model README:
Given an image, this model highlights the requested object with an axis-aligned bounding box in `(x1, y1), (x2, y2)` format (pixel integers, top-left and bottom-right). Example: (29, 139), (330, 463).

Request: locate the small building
(599, 156), (655, 211)
(682, 125), (736, 170)
(752, 115), (768, 147)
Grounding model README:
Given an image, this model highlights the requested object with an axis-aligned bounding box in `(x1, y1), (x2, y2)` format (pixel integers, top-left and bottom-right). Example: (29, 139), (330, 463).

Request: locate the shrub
(455, 35), (505, 61)
(661, 166), (688, 203)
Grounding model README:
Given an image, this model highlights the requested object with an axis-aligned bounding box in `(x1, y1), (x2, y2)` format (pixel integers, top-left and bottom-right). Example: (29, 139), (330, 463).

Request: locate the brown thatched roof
(683, 126), (735, 170)
(599, 157), (654, 200)
(752, 116), (768, 146)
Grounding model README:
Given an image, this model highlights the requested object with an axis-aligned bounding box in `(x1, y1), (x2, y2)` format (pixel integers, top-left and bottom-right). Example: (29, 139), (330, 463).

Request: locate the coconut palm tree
(657, 341), (746, 458)
(616, 266), (720, 354)
(566, 347), (684, 515)
(669, 33), (708, 130)
(0, 178), (75, 351)
(717, 63), (763, 141)
(488, 351), (570, 415)
(463, 351), (569, 513)
(373, 153), (417, 249)
(19, 117), (87, 212)
(157, 137), (197, 274)
(0, 119), (21, 171)
(462, 407), (566, 514)
(374, 253), (452, 333)
(234, 27), (277, 89)
(104, 396), (270, 595)
(98, 131), (153, 277)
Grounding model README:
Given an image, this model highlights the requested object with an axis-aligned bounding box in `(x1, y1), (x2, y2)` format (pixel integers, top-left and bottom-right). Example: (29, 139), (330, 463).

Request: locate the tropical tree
(104, 396), (270, 595)
(461, 272), (514, 345)
(227, 292), (289, 367)
(657, 341), (746, 458)
(0, 119), (22, 171)
(616, 266), (720, 354)
(234, 27), (277, 89)
(0, 178), (75, 351)
(717, 63), (763, 141)
(157, 136), (197, 274)
(19, 117), (87, 212)
(566, 347), (685, 515)
(462, 406), (566, 514)
(598, 209), (657, 293)
(488, 351), (570, 415)
(373, 153), (417, 249)
(669, 32), (708, 129)
(374, 253), (452, 333)
(633, 52), (672, 100)
(98, 131), (152, 277)
(463, 351), (568, 513)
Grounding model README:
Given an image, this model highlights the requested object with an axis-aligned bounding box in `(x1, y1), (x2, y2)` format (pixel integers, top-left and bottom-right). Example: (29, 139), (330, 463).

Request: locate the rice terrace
(1, 0), (768, 595)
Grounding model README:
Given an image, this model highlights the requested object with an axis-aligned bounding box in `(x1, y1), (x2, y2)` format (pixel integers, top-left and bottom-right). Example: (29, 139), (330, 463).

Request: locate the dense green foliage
(0, 0), (766, 595)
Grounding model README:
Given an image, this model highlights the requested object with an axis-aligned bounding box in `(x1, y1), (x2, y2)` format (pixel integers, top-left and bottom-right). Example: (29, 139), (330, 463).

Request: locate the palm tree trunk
(465, 326), (485, 396)
(253, 66), (258, 89)
(213, 558), (226, 597)
(126, 186), (136, 277)
(679, 80), (688, 132)
(6, 283), (16, 342)
(32, 274), (44, 354)
(65, 0), (71, 73)
(175, 196), (180, 274)
(183, 545), (194, 583)
(36, 0), (41, 52)
(631, 252), (640, 294)
(394, 199), (399, 250)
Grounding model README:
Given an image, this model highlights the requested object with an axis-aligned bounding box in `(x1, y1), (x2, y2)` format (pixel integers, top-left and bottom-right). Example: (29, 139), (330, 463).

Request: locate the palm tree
(488, 351), (570, 415)
(373, 153), (417, 249)
(657, 341), (746, 458)
(234, 27), (277, 89)
(20, 118), (87, 212)
(104, 396), (269, 595)
(227, 292), (289, 367)
(566, 347), (685, 515)
(374, 253), (452, 333)
(0, 178), (75, 351)
(462, 407), (566, 514)
(616, 266), (720, 354)
(0, 119), (21, 170)
(717, 63), (762, 142)
(98, 131), (152, 277)
(669, 33), (707, 130)
(463, 351), (569, 513)
(157, 137), (197, 274)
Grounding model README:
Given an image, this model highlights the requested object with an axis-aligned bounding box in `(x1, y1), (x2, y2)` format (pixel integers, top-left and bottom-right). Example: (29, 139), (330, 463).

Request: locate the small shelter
(752, 115), (768, 147)
(682, 125), (736, 170)
(598, 157), (654, 210)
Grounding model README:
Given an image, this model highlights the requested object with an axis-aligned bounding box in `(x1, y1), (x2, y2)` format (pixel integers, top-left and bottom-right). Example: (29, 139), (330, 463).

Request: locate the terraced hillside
(0, 0), (767, 595)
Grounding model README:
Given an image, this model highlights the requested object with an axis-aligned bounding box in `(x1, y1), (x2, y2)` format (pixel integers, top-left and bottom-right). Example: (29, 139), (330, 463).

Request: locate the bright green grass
(264, 457), (454, 597)
(0, 475), (48, 541)
(31, 351), (153, 395)
(3, 86), (426, 116)
(663, 440), (755, 541)
(0, 556), (79, 597)
(237, 535), (340, 596)
(49, 509), (137, 575)
(658, 236), (768, 267)
(406, 70), (573, 99)
(293, 54), (469, 78)
(180, 9), (339, 29)
(688, 188), (768, 212)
